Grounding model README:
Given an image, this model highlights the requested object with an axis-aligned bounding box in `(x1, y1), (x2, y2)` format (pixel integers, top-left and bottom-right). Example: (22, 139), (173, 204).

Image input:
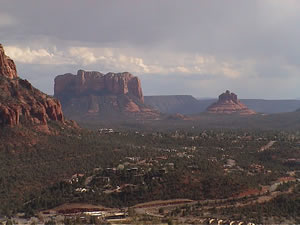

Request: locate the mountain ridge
(0, 44), (70, 132)
(145, 95), (300, 115)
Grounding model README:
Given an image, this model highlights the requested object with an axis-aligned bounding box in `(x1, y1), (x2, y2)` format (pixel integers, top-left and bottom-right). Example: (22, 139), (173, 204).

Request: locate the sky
(1, 0), (300, 99)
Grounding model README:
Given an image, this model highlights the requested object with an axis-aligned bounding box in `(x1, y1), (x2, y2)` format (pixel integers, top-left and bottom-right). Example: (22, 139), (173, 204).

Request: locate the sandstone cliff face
(0, 44), (17, 79)
(0, 44), (64, 128)
(55, 70), (144, 103)
(54, 70), (159, 120)
(207, 90), (256, 115)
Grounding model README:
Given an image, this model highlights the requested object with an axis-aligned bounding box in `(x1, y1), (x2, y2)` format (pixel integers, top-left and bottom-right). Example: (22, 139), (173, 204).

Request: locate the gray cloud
(1, 0), (300, 99)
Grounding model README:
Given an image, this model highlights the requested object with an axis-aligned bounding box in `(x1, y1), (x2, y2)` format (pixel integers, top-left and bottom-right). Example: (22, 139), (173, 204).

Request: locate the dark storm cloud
(2, 0), (299, 56)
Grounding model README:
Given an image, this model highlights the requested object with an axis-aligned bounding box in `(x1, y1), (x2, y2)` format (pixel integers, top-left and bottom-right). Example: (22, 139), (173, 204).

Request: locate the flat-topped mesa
(0, 44), (65, 129)
(207, 90), (256, 115)
(54, 70), (144, 103)
(0, 44), (18, 79)
(54, 70), (160, 120)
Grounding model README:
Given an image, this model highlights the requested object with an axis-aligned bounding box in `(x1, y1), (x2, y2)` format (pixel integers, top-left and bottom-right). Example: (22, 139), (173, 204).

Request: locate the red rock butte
(54, 70), (159, 119)
(207, 90), (256, 115)
(54, 70), (144, 103)
(0, 44), (65, 129)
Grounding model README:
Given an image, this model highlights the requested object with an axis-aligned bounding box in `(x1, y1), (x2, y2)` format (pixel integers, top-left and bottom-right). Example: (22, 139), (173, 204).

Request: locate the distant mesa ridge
(54, 70), (159, 120)
(207, 90), (256, 115)
(145, 95), (300, 115)
(144, 95), (204, 115)
(0, 43), (65, 130)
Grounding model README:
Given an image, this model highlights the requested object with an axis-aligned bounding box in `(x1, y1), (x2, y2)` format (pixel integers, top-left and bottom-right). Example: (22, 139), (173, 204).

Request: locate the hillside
(0, 44), (73, 133)
(0, 43), (93, 215)
(7, 128), (300, 224)
(0, 43), (299, 223)
(241, 99), (300, 114)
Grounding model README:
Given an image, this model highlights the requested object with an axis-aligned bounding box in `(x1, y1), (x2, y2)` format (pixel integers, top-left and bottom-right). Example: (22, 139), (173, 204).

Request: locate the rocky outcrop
(207, 90), (256, 115)
(0, 44), (65, 128)
(0, 44), (18, 79)
(54, 70), (159, 120)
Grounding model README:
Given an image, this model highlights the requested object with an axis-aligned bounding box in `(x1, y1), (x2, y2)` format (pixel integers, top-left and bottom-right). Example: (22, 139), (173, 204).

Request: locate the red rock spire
(0, 44), (18, 79)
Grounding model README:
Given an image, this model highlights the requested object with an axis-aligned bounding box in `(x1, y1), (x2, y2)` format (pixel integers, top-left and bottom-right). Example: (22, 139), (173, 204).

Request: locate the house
(71, 173), (85, 179)
(224, 159), (236, 168)
(104, 212), (127, 221)
(166, 163), (174, 170)
(156, 156), (168, 160)
(284, 158), (300, 166)
(209, 218), (216, 224)
(126, 167), (138, 174)
(94, 176), (110, 185)
(125, 157), (141, 162)
(249, 164), (264, 173)
(104, 168), (116, 175)
(69, 173), (85, 183)
(93, 167), (102, 173)
(84, 211), (104, 216)
(75, 188), (87, 193)
(98, 128), (114, 134)
(187, 165), (199, 170)
(159, 168), (167, 174)
(208, 157), (217, 162)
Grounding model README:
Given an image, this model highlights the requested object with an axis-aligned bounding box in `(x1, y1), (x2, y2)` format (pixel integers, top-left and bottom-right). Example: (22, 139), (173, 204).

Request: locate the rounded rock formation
(207, 90), (256, 115)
